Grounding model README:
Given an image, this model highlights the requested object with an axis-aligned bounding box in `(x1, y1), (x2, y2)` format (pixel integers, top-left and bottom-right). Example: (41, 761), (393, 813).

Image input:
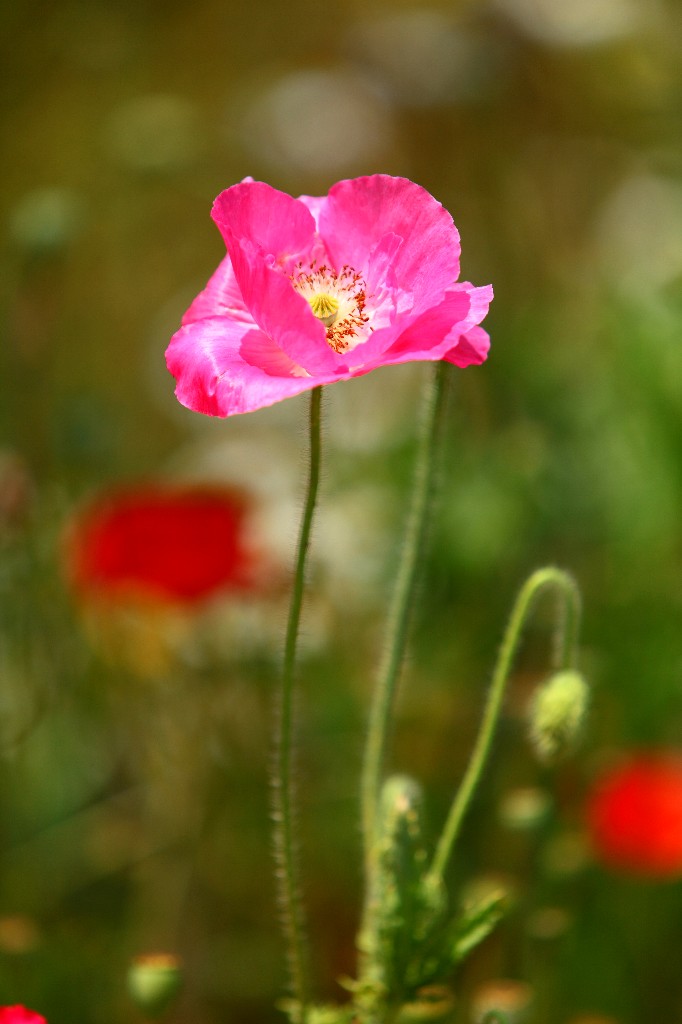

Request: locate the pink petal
(166, 317), (334, 417)
(226, 234), (339, 374)
(297, 193), (325, 228)
(454, 280), (493, 326)
(443, 325), (491, 368)
(239, 328), (308, 376)
(319, 175), (461, 316)
(384, 283), (493, 364)
(306, 233), (418, 374)
(182, 255), (252, 326)
(320, 234), (413, 373)
(345, 322), (490, 380)
(210, 181), (339, 375)
(211, 180), (316, 264)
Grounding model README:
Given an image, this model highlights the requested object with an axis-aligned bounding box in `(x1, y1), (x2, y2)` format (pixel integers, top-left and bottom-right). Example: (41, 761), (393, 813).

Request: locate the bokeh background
(2, 0), (682, 1021)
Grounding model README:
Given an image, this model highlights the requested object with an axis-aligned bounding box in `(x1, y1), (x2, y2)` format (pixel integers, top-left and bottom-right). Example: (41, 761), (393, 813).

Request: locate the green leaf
(450, 888), (507, 963)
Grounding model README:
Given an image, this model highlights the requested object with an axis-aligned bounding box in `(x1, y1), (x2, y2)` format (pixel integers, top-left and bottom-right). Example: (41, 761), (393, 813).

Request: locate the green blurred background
(2, 0), (682, 1021)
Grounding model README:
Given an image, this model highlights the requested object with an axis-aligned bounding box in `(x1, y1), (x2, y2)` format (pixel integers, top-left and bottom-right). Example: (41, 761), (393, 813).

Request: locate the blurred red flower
(65, 485), (266, 606)
(587, 753), (682, 877)
(0, 1009), (46, 1024)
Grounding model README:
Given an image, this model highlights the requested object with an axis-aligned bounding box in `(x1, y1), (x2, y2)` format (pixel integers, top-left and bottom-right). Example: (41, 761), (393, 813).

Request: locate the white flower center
(292, 262), (370, 354)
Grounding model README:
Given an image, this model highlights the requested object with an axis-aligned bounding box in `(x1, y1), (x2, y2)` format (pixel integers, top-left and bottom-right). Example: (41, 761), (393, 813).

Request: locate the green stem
(361, 361), (449, 871)
(272, 386), (323, 1022)
(428, 566), (581, 883)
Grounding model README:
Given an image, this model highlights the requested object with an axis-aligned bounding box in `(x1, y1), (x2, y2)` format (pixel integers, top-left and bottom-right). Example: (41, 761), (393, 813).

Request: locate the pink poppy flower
(587, 753), (682, 877)
(166, 175), (492, 417)
(64, 485), (267, 606)
(0, 1009), (47, 1024)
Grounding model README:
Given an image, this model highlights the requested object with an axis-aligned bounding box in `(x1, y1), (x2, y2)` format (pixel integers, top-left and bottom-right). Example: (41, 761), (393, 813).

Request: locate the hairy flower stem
(272, 386), (323, 1023)
(361, 362), (449, 877)
(428, 566), (581, 884)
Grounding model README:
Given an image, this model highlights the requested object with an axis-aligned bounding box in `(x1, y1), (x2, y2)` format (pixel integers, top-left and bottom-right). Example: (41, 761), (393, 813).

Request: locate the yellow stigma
(309, 292), (339, 327)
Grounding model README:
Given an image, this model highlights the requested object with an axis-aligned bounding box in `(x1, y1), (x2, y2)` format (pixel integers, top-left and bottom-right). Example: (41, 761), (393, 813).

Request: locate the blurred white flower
(594, 173), (682, 295)
(233, 68), (395, 175)
(499, 786), (551, 830)
(9, 188), (86, 254)
(350, 9), (502, 107)
(166, 421), (391, 614)
(493, 0), (643, 47)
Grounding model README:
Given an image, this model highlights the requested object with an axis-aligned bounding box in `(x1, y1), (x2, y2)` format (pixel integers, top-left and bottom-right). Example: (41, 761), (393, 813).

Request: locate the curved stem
(428, 566), (581, 884)
(272, 386), (323, 1022)
(361, 361), (449, 872)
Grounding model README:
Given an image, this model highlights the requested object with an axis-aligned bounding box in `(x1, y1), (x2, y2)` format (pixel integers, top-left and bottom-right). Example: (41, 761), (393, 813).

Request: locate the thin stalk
(272, 385), (323, 1022)
(428, 566), (581, 884)
(361, 361), (449, 871)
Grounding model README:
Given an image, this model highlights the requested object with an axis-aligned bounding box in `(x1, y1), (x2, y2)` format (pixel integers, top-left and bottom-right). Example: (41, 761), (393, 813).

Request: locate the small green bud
(127, 953), (182, 1017)
(528, 669), (589, 762)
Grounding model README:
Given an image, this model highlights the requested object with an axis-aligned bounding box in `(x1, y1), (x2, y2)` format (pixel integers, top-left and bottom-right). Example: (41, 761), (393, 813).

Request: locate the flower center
(309, 293), (340, 327)
(292, 262), (370, 354)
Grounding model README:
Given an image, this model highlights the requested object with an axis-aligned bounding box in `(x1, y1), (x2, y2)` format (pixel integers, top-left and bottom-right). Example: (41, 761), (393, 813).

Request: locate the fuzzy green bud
(127, 953), (182, 1017)
(528, 670), (589, 762)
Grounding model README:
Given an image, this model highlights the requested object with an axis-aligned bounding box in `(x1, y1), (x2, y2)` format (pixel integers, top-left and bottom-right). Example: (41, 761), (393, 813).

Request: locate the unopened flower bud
(127, 953), (182, 1017)
(528, 670), (589, 762)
